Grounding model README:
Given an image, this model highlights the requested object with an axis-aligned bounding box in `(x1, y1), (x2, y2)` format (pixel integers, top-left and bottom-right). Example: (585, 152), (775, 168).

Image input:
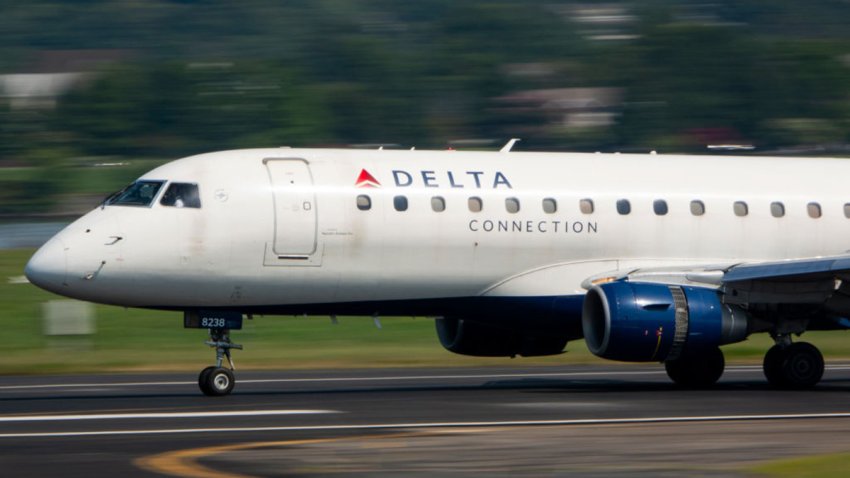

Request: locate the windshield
(160, 182), (201, 208)
(106, 180), (165, 207)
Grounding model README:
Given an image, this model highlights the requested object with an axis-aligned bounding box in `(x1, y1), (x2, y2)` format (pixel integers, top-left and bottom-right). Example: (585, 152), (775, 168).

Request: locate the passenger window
(160, 182), (201, 208)
(394, 195), (408, 212)
(356, 195), (372, 211)
(505, 197), (520, 214)
(770, 202), (785, 218)
(807, 202), (822, 219)
(616, 199), (631, 215)
(690, 200), (706, 216)
(107, 180), (165, 207)
(734, 201), (748, 217)
(468, 197), (483, 212)
(580, 199), (594, 214)
(431, 196), (446, 212)
(542, 198), (557, 214)
(653, 199), (668, 216)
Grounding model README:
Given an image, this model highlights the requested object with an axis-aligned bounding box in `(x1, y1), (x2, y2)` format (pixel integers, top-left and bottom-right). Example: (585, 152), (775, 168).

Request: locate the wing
(586, 255), (850, 319)
(721, 256), (850, 316)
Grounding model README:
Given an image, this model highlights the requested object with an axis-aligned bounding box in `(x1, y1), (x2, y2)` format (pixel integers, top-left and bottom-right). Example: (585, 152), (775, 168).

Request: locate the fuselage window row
(690, 200), (706, 216)
(653, 199), (668, 216)
(432, 196), (446, 212)
(355, 195), (835, 220)
(616, 199), (631, 215)
(394, 195), (408, 212)
(543, 198), (557, 214)
(734, 201), (749, 217)
(356, 194), (372, 211)
(505, 197), (520, 214)
(771, 202), (785, 218)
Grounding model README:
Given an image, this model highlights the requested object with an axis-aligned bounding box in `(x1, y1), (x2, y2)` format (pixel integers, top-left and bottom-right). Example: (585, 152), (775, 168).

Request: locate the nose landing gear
(184, 310), (245, 397)
(199, 328), (242, 396)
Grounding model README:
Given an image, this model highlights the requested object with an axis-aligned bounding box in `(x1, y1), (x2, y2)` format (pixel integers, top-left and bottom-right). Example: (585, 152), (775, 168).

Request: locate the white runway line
(2, 412), (850, 439)
(1, 364), (849, 391)
(0, 371), (659, 390)
(0, 410), (338, 423)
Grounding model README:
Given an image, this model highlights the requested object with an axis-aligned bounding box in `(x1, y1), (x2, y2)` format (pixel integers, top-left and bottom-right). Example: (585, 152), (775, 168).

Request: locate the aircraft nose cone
(25, 237), (67, 293)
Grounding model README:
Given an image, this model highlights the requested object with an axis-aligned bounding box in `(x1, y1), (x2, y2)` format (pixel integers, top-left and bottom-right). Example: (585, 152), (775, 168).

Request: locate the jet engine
(581, 281), (749, 362)
(435, 317), (567, 357)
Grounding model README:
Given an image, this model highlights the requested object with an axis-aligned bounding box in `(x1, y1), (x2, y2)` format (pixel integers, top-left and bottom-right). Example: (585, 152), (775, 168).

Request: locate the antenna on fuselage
(500, 138), (521, 153)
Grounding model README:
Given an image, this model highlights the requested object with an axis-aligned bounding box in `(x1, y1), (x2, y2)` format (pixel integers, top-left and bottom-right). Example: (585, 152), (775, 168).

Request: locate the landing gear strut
(198, 328), (242, 396)
(664, 346), (725, 388)
(763, 338), (823, 389)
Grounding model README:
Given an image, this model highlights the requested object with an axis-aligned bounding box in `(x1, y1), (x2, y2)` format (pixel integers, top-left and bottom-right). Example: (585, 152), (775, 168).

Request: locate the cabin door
(264, 158), (317, 258)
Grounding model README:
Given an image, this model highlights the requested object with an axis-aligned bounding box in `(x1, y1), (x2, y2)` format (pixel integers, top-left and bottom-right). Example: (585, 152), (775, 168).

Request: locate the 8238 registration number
(184, 310), (243, 330)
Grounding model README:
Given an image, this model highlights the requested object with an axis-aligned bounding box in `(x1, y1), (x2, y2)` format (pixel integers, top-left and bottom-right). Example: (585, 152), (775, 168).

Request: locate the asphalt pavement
(2, 363), (850, 477)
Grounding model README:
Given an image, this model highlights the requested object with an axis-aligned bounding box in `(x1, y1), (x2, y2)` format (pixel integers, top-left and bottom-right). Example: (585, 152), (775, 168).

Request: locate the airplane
(24, 143), (850, 396)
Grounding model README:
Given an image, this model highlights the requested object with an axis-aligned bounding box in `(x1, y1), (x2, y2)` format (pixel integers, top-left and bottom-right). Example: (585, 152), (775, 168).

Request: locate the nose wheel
(199, 328), (242, 396)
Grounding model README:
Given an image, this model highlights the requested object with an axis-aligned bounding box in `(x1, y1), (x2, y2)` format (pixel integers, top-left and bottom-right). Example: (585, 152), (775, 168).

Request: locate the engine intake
(582, 281), (749, 362)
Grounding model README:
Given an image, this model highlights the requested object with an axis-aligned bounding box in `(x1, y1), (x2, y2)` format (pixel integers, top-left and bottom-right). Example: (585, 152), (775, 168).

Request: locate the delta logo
(355, 169), (382, 188)
(355, 169), (513, 189)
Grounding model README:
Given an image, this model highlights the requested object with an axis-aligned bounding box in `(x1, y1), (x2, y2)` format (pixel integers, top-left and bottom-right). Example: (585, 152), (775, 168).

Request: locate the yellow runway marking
(134, 431), (438, 478)
(135, 437), (339, 478)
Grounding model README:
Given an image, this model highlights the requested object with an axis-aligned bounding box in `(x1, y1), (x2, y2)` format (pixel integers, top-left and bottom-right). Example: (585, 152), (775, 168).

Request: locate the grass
(2, 248), (573, 374)
(2, 248), (849, 374)
(750, 452), (850, 478)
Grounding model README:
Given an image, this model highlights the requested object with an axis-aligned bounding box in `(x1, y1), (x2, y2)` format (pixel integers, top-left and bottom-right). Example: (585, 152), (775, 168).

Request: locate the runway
(3, 363), (850, 477)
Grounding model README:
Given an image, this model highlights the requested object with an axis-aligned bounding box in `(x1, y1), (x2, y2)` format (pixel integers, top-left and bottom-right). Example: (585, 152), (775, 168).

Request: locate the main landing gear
(198, 328), (243, 396)
(662, 339), (825, 389)
(664, 346), (726, 388)
(763, 337), (824, 389)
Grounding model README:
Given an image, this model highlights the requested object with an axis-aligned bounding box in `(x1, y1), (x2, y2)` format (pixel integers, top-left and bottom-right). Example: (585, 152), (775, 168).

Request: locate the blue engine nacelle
(582, 281), (750, 362)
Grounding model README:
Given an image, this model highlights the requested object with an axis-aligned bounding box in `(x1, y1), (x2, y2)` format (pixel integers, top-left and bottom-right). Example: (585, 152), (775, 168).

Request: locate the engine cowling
(435, 317), (567, 357)
(582, 281), (749, 362)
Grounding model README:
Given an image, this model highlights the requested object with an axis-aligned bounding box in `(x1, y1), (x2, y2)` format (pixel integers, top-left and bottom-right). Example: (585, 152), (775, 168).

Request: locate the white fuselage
(25, 148), (850, 314)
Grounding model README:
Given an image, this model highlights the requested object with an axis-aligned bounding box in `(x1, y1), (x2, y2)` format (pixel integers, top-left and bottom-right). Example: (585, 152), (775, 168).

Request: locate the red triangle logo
(355, 169), (381, 188)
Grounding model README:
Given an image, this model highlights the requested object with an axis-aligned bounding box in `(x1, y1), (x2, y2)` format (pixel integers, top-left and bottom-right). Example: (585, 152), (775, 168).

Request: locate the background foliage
(2, 1), (850, 371)
(1, 0), (849, 213)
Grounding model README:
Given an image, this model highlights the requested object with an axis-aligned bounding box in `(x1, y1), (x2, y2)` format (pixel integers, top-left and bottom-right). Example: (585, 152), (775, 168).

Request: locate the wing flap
(723, 256), (850, 283)
(721, 256), (850, 308)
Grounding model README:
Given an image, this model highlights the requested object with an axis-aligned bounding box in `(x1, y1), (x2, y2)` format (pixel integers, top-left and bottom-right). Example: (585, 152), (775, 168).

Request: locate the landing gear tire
(763, 345), (788, 388)
(665, 347), (725, 388)
(198, 366), (217, 395)
(200, 367), (235, 397)
(764, 342), (823, 389)
(197, 327), (242, 397)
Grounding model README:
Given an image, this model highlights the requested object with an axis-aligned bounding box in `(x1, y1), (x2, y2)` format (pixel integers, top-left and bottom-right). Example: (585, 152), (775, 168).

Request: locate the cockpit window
(106, 180), (165, 207)
(160, 182), (201, 208)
